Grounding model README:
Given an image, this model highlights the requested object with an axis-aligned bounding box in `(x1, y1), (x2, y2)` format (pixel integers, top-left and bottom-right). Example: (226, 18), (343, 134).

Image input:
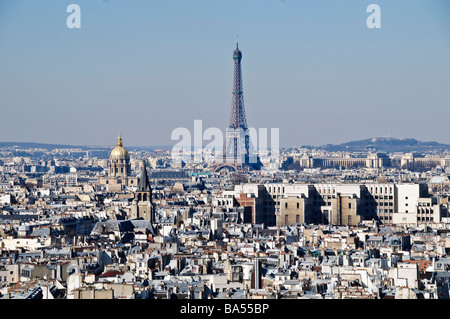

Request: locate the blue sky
(0, 0), (449, 148)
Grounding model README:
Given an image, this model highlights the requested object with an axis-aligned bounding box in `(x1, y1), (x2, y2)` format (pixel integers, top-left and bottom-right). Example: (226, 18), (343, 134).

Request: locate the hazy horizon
(1, 135), (450, 151)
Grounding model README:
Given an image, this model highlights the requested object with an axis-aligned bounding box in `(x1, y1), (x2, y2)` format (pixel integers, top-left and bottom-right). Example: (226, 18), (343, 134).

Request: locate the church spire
(116, 129), (123, 147)
(137, 161), (151, 192)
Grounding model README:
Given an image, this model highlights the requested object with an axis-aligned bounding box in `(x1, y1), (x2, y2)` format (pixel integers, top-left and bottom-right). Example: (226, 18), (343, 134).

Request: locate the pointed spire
(137, 161), (151, 192)
(236, 35), (239, 49)
(117, 129), (123, 147)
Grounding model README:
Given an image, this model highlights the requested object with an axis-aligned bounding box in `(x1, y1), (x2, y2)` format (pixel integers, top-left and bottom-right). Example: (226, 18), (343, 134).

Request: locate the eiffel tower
(213, 40), (262, 172)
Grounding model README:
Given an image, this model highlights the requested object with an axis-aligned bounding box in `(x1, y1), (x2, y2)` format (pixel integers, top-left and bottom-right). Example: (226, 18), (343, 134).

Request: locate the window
(348, 203), (352, 209)
(285, 203), (288, 209)
(297, 203), (300, 209)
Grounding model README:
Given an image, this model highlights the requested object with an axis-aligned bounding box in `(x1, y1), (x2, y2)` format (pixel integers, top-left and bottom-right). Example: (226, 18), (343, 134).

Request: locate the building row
(215, 182), (447, 227)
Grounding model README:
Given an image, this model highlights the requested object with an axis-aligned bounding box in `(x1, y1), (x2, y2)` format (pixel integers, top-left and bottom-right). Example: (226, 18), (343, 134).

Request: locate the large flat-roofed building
(231, 184), (266, 225)
(292, 152), (450, 171)
(219, 182), (443, 227)
(400, 153), (449, 170)
(149, 171), (190, 182)
(293, 153), (391, 169)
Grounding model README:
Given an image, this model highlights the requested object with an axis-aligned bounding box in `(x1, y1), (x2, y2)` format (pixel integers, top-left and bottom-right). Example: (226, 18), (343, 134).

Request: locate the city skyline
(1, 0), (450, 148)
(3, 0), (450, 303)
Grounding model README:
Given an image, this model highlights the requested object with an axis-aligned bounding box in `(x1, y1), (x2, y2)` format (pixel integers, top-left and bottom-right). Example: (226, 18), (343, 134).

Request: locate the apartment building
(223, 183), (442, 227)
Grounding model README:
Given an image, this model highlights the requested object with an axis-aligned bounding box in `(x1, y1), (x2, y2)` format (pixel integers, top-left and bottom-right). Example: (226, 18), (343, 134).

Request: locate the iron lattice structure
(229, 43), (248, 129)
(215, 42), (261, 172)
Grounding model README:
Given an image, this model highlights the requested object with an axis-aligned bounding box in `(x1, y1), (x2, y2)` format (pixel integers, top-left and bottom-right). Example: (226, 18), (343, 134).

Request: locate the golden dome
(110, 132), (129, 158)
(111, 146), (129, 158)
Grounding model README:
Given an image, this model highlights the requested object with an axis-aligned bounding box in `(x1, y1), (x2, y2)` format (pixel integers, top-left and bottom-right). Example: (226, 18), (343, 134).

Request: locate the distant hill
(305, 137), (450, 153)
(0, 142), (96, 150)
(0, 142), (172, 152)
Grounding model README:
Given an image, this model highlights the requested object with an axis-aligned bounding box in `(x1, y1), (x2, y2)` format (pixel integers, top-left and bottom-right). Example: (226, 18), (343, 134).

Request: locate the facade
(233, 185), (266, 224)
(130, 162), (155, 224)
(294, 152), (450, 171)
(220, 182), (442, 227)
(400, 153), (447, 170)
(295, 153), (391, 169)
(109, 133), (131, 178)
(98, 132), (137, 191)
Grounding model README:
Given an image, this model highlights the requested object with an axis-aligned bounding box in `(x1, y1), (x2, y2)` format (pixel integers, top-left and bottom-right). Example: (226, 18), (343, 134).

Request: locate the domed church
(109, 132), (131, 177)
(98, 131), (138, 191)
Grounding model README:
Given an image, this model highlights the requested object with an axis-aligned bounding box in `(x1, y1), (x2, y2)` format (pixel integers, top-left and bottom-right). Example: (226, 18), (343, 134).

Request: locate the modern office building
(219, 182), (443, 227)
